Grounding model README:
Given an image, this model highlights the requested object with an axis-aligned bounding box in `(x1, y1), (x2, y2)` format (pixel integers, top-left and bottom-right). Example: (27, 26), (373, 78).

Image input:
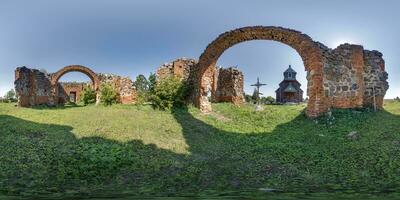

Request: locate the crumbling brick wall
(156, 58), (199, 103)
(214, 67), (244, 105)
(320, 43), (388, 109)
(15, 67), (52, 106)
(363, 50), (388, 108)
(15, 66), (137, 106)
(156, 58), (244, 105)
(97, 73), (137, 104)
(195, 26), (389, 117)
(57, 82), (89, 104)
(157, 58), (195, 81)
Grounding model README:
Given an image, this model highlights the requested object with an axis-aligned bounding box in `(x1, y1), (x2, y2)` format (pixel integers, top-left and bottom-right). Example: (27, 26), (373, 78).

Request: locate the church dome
(284, 65), (296, 73)
(284, 65), (297, 80)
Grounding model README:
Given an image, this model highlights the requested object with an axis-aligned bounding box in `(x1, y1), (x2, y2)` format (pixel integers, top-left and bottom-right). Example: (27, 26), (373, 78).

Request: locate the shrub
(80, 85), (97, 105)
(261, 96), (275, 104)
(150, 77), (187, 110)
(100, 83), (117, 106)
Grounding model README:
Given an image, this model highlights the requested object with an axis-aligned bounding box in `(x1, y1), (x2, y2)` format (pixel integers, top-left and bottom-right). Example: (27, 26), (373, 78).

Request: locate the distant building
(275, 65), (303, 103)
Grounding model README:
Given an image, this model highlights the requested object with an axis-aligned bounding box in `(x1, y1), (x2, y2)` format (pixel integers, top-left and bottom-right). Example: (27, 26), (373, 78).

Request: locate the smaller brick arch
(50, 65), (100, 104)
(196, 26), (328, 117)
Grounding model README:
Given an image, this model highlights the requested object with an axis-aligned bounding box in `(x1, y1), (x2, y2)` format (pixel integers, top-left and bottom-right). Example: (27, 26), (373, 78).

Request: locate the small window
(288, 73), (292, 78)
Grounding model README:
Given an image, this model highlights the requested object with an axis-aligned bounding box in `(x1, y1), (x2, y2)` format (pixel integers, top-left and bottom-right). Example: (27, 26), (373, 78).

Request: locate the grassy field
(0, 101), (400, 198)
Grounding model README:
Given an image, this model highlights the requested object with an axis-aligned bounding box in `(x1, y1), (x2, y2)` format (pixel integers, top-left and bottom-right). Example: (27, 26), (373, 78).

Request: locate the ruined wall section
(15, 67), (137, 106)
(321, 43), (388, 110)
(363, 50), (389, 108)
(156, 58), (244, 105)
(321, 44), (365, 108)
(97, 73), (137, 104)
(15, 67), (52, 106)
(156, 58), (196, 81)
(156, 58), (199, 103)
(57, 82), (90, 104)
(214, 67), (244, 105)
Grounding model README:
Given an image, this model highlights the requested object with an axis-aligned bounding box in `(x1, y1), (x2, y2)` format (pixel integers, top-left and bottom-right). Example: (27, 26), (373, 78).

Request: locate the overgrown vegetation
(100, 83), (117, 106)
(80, 85), (97, 105)
(150, 76), (188, 110)
(245, 93), (276, 104)
(0, 101), (400, 198)
(133, 73), (156, 104)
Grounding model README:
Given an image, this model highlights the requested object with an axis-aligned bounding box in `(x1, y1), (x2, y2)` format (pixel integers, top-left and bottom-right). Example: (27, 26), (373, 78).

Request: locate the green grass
(0, 101), (400, 197)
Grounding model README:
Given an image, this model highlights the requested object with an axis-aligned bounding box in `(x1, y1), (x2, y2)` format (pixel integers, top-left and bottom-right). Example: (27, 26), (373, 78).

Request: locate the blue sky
(0, 0), (399, 98)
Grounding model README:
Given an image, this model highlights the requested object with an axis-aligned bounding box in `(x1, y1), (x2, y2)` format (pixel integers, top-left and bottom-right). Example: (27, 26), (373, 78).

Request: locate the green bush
(261, 96), (275, 104)
(80, 85), (97, 105)
(150, 77), (187, 110)
(100, 83), (117, 106)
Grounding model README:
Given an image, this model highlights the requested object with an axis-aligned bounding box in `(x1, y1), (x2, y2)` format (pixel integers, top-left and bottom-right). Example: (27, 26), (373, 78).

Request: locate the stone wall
(195, 26), (389, 117)
(157, 45), (389, 116)
(57, 82), (89, 104)
(214, 67), (244, 105)
(156, 58), (200, 103)
(156, 58), (196, 81)
(15, 67), (52, 106)
(97, 73), (137, 104)
(15, 66), (137, 106)
(363, 50), (389, 107)
(156, 58), (244, 105)
(320, 43), (389, 109)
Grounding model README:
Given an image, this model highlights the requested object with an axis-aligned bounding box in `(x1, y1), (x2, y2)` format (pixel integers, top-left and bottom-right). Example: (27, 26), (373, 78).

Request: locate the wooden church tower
(275, 65), (303, 103)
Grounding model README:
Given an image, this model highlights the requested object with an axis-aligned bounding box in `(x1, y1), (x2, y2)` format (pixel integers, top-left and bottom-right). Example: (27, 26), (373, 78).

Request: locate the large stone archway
(50, 65), (101, 105)
(196, 26), (327, 117)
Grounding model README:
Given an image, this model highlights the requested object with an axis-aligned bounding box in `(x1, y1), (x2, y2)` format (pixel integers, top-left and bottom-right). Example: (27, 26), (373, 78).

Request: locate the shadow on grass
(29, 103), (85, 110)
(1, 104), (400, 198)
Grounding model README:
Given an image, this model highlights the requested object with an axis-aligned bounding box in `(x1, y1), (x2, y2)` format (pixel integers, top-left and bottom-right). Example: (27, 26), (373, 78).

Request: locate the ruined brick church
(14, 26), (390, 118)
(275, 65), (303, 103)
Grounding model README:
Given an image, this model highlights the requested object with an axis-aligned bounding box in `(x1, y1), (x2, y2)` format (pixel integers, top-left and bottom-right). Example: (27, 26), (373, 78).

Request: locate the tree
(148, 73), (157, 93)
(80, 85), (97, 105)
(134, 74), (151, 104)
(4, 89), (16, 102)
(134, 74), (149, 94)
(251, 88), (260, 104)
(100, 83), (117, 106)
(150, 77), (187, 110)
(261, 96), (275, 104)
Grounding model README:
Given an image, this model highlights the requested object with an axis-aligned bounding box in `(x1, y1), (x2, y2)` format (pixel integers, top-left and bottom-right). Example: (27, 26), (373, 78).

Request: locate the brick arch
(196, 26), (328, 118)
(51, 65), (100, 90)
(50, 65), (100, 104)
